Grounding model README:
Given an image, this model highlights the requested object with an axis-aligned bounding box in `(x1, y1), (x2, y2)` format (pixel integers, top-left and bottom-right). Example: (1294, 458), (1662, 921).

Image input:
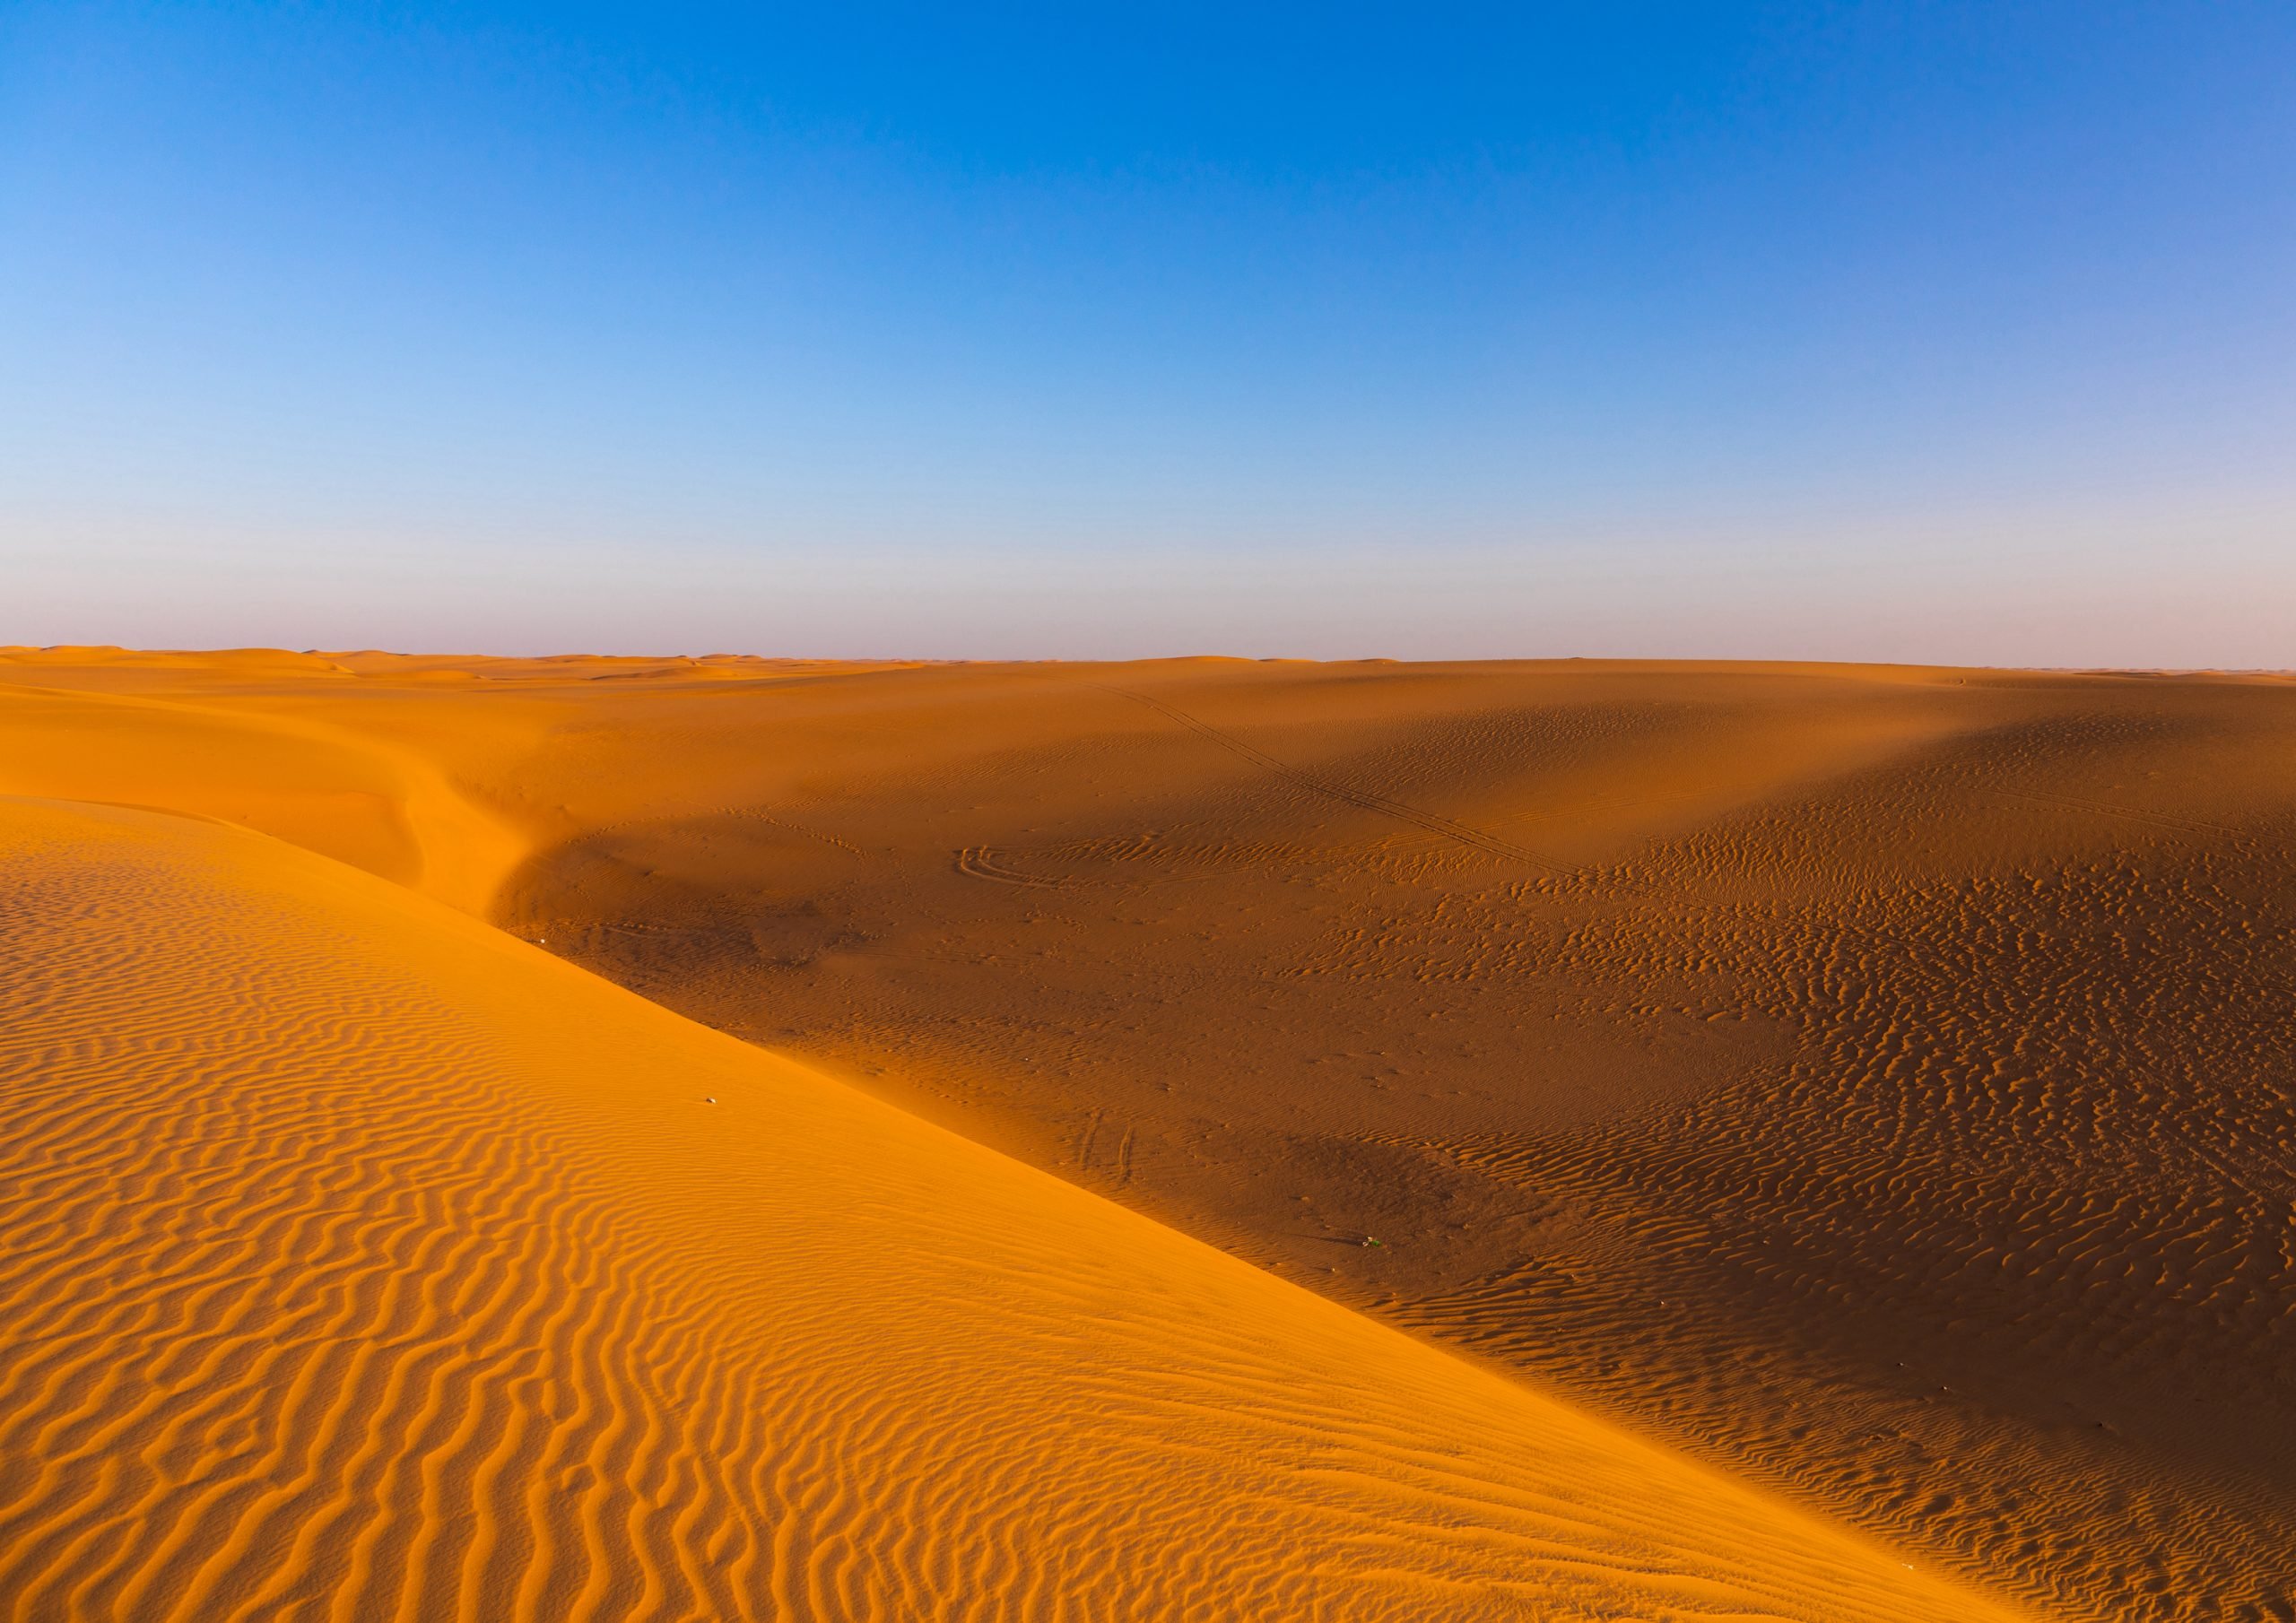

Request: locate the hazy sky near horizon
(4, 3), (2292, 663)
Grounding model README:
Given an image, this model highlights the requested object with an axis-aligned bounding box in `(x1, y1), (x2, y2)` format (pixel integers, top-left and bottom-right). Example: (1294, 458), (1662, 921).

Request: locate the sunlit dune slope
(0, 794), (2015, 1622)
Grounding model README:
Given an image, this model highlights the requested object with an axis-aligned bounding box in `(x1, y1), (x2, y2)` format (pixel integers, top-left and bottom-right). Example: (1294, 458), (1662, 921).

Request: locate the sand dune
(4, 647), (2292, 1619)
(0, 794), (2013, 1620)
(0, 668), (522, 912)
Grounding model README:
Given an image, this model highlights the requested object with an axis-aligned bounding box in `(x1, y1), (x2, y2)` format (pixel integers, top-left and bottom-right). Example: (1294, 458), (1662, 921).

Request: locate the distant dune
(4, 647), (2292, 1619)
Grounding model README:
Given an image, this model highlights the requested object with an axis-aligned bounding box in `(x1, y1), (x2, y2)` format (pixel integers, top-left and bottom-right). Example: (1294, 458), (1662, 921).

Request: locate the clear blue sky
(4, 3), (2291, 662)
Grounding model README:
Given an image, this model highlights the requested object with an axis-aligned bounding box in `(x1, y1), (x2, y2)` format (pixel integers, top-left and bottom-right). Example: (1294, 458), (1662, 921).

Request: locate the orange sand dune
(4, 648), (2292, 1619)
(0, 794), (2013, 1621)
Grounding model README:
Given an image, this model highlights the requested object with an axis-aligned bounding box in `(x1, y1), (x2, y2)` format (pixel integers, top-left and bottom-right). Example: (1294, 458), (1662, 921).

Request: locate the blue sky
(3, 3), (2291, 661)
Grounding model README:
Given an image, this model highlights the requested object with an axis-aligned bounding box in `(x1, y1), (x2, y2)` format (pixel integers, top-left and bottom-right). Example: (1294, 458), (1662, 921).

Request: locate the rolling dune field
(3, 646), (2291, 1619)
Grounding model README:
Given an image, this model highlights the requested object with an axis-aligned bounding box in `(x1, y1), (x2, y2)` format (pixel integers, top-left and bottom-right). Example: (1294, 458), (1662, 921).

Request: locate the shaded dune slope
(0, 796), (2013, 1622)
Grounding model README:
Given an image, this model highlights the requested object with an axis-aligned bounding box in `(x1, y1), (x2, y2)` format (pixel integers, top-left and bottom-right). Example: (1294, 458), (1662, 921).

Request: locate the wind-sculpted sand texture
(0, 795), (2018, 1622)
(4, 647), (2292, 1619)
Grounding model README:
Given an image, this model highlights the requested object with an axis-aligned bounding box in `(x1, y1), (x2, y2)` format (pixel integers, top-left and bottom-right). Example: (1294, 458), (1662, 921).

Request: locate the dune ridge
(0, 794), (2019, 1620)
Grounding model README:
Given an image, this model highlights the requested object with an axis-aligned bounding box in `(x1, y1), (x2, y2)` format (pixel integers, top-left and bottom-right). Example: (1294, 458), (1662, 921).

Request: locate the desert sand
(3, 646), (2291, 1620)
